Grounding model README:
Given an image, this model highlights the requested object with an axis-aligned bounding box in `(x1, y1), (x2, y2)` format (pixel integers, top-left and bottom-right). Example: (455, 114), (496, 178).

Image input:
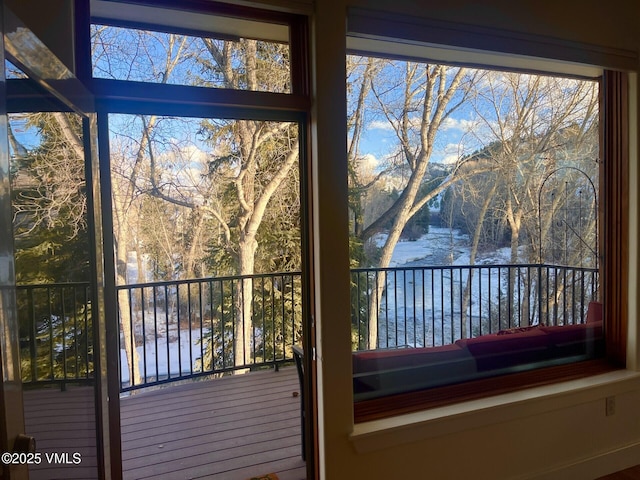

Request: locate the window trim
(347, 7), (637, 72)
(346, 50), (630, 423)
(602, 70), (629, 367)
(351, 369), (640, 453)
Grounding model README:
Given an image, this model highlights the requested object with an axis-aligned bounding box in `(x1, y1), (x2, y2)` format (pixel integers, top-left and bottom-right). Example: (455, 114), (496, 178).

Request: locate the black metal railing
(18, 264), (598, 392)
(351, 263), (599, 351)
(116, 272), (303, 392)
(17, 282), (93, 388)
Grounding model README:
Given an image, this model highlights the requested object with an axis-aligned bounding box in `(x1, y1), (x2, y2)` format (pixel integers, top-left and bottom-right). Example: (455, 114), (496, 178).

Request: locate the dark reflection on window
(10, 108), (99, 479)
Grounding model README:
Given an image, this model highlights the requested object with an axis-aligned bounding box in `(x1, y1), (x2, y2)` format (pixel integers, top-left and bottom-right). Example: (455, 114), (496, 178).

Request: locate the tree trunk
(184, 209), (206, 280)
(507, 207), (522, 329)
(115, 220), (142, 387)
(234, 236), (257, 369)
(367, 194), (414, 348)
(460, 181), (499, 337)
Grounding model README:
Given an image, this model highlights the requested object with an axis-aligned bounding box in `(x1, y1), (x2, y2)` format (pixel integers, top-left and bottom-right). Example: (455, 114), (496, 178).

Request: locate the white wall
(311, 0), (640, 479)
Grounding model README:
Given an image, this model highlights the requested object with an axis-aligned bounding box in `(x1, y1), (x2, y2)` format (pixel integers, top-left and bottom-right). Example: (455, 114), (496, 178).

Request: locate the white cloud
(440, 117), (479, 132)
(360, 153), (379, 170)
(440, 154), (459, 165)
(368, 120), (394, 131)
(368, 115), (424, 132)
(182, 143), (209, 164)
(368, 115), (483, 135)
(434, 142), (472, 165)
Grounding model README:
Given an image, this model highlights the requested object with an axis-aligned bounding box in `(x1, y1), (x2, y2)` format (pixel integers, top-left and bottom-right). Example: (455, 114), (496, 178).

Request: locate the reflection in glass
(10, 108), (98, 479)
(4, 28), (73, 81)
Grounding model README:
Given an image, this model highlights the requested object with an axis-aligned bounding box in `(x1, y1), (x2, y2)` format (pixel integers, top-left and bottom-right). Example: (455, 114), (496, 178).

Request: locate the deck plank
(121, 367), (306, 480)
(20, 368), (305, 480)
(23, 385), (100, 480)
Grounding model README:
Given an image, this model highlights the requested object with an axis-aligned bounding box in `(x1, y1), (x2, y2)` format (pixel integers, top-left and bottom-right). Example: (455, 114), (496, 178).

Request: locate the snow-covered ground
(121, 225), (596, 385)
(120, 323), (203, 386)
(373, 226), (472, 267)
(361, 227), (595, 348)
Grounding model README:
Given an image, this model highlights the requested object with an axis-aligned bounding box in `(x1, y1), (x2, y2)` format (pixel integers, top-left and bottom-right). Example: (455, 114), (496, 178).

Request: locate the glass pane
(346, 56), (601, 401)
(10, 109), (99, 478)
(5, 60), (26, 79)
(92, 24), (291, 93)
(107, 114), (303, 478)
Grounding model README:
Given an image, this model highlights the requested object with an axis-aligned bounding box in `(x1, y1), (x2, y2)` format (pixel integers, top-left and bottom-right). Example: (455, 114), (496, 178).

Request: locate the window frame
(85, 0), (309, 98)
(74, 1), (316, 476)
(346, 46), (629, 424)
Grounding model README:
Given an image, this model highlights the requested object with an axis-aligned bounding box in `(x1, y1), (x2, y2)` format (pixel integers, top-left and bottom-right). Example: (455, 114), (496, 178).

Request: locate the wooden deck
(22, 367), (305, 480)
(120, 367), (306, 480)
(23, 385), (99, 480)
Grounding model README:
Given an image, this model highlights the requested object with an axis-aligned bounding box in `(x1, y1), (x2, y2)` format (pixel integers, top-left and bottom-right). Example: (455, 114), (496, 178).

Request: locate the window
(91, 24), (291, 93)
(82, 1), (314, 477)
(346, 37), (628, 421)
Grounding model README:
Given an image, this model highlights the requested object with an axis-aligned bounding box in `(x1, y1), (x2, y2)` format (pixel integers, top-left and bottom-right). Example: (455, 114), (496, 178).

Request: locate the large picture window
(346, 50), (626, 420)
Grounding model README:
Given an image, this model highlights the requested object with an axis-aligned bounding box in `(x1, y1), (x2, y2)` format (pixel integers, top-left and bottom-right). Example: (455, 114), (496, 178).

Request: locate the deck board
(23, 385), (100, 480)
(121, 367), (306, 480)
(22, 367), (305, 480)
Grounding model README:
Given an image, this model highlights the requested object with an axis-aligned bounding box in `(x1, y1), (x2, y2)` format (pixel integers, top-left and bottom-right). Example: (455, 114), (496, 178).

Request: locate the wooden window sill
(354, 358), (618, 423)
(350, 367), (640, 454)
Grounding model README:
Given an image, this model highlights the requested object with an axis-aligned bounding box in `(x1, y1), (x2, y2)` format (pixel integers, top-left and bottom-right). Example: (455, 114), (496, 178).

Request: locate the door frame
(0, 3), (111, 479)
(0, 3), (26, 478)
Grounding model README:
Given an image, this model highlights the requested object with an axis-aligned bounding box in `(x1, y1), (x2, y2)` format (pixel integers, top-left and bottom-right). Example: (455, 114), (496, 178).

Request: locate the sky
(359, 111), (481, 167)
(350, 59), (599, 175)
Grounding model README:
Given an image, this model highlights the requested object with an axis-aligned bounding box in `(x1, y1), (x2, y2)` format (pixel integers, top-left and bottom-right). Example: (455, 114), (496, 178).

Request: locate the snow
(119, 323), (203, 386)
(360, 226), (595, 349)
(120, 224), (597, 387)
(374, 226), (471, 267)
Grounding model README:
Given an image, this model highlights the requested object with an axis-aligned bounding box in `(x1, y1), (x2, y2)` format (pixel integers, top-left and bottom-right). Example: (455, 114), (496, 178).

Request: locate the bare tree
(94, 25), (299, 377)
(93, 27), (192, 386)
(11, 112), (87, 240)
(454, 71), (599, 328)
(347, 57), (481, 348)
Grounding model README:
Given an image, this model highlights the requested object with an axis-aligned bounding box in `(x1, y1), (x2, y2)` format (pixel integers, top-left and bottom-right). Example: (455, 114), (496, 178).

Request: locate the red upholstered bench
(586, 301), (602, 324)
(540, 321), (604, 357)
(353, 343), (467, 373)
(352, 344), (476, 396)
(352, 301), (604, 399)
(455, 327), (552, 371)
(539, 301), (604, 357)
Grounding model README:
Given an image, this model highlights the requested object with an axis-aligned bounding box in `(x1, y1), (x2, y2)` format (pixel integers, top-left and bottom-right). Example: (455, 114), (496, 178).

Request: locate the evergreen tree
(10, 111), (92, 382)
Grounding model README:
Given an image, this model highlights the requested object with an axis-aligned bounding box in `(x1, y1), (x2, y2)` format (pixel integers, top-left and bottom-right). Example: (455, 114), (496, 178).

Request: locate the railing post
(538, 264), (543, 326)
(61, 287), (67, 390)
(48, 287), (54, 383)
(28, 288), (37, 382)
(84, 285), (91, 380)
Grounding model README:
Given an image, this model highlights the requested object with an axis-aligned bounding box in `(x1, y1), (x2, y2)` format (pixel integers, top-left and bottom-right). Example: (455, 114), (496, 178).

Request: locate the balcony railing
(17, 282), (94, 388)
(18, 263), (598, 392)
(117, 272), (303, 392)
(351, 263), (599, 350)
